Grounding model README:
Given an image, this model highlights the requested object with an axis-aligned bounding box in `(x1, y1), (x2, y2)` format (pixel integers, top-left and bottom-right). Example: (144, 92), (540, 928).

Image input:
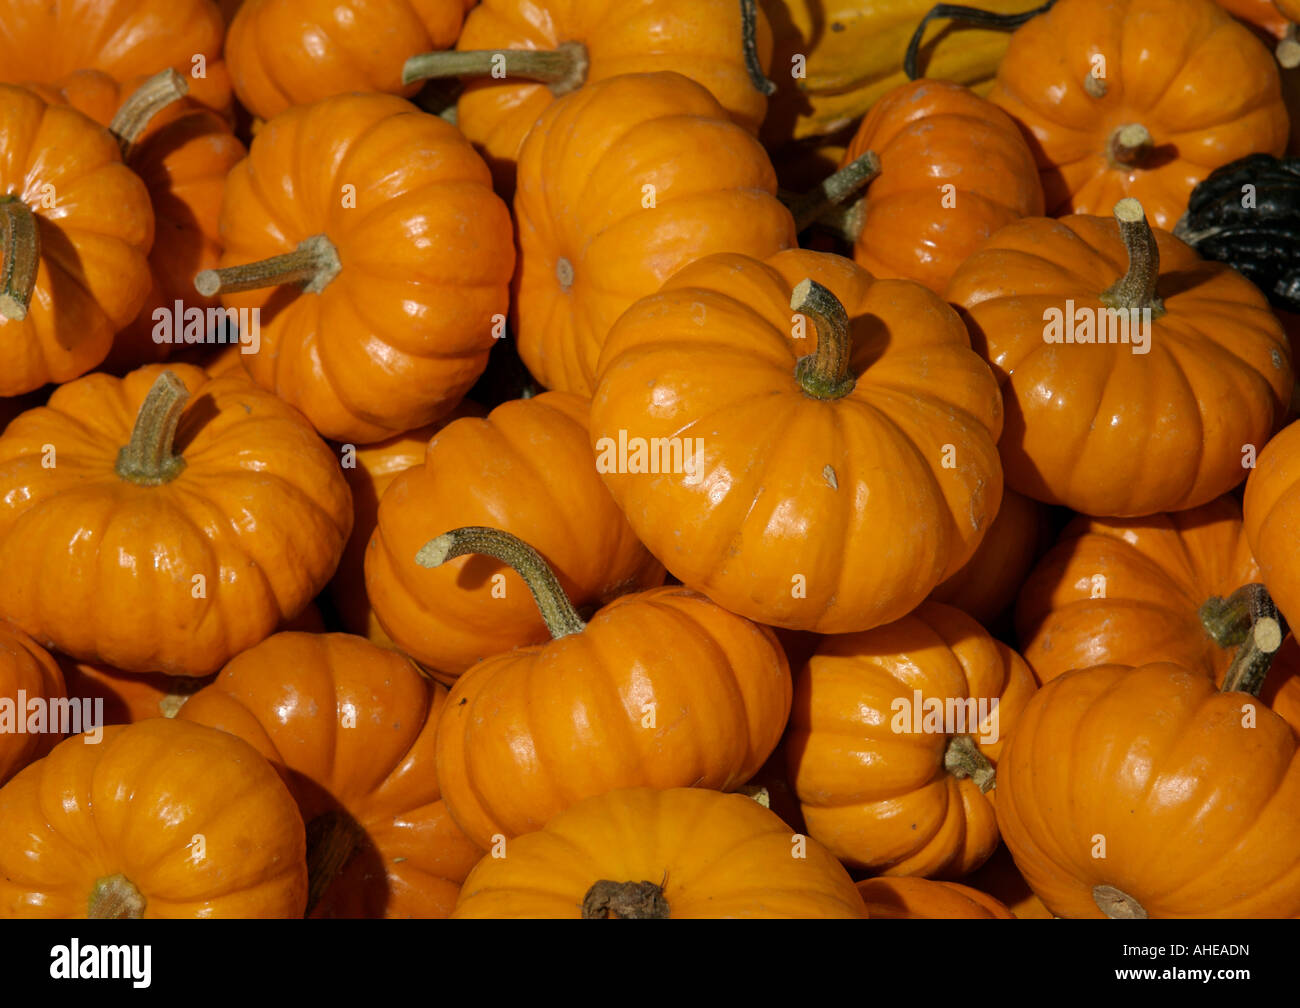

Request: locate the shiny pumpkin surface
(855, 876), (1016, 919)
(591, 248), (1003, 634)
(452, 787), (866, 918)
(0, 718), (307, 918)
(0, 621), (66, 787)
(1245, 419), (1300, 633)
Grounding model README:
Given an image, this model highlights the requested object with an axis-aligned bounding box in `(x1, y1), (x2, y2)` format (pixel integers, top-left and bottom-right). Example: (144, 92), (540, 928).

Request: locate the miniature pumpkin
(855, 876), (1016, 919)
(452, 787), (867, 918)
(0, 622), (65, 787)
(1244, 418), (1300, 632)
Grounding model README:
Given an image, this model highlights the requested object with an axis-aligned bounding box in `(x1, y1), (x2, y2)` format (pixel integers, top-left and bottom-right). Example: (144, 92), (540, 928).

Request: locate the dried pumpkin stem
(740, 0), (775, 96)
(582, 880), (670, 919)
(1200, 583), (1278, 648)
(115, 370), (190, 486)
(0, 196), (39, 322)
(785, 150), (881, 234)
(791, 278), (856, 400)
(305, 809), (366, 917)
(1108, 123), (1153, 168)
(415, 526), (586, 639)
(1092, 883), (1147, 919)
(903, 0), (1060, 80)
(195, 234), (341, 297)
(402, 41), (589, 95)
(1279, 25), (1300, 70)
(943, 734), (996, 792)
(88, 873), (146, 919)
(1214, 583), (1289, 698)
(109, 68), (189, 161)
(1099, 198), (1164, 318)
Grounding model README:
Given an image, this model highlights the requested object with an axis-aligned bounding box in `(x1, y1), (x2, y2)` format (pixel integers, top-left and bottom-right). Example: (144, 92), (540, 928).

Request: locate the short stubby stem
(1206, 583), (1290, 697)
(402, 41), (589, 96)
(1093, 883), (1147, 919)
(785, 150), (881, 234)
(944, 733), (995, 792)
(0, 196), (40, 322)
(1108, 123), (1153, 168)
(88, 873), (146, 918)
(115, 370), (191, 486)
(582, 880), (670, 919)
(195, 234), (341, 298)
(791, 278), (856, 400)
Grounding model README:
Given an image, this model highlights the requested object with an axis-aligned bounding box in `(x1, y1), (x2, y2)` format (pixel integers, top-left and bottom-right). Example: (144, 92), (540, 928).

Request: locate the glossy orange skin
(179, 633), (481, 918)
(0, 85), (154, 396)
(856, 877), (1016, 919)
(591, 249), (1003, 634)
(786, 603), (1035, 877)
(964, 843), (1054, 919)
(437, 586), (791, 849)
(928, 488), (1050, 627)
(216, 93), (514, 443)
(0, 364), (353, 678)
(0, 718), (307, 918)
(0, 622), (65, 786)
(456, 0), (773, 192)
(1245, 420), (1300, 634)
(997, 662), (1300, 918)
(367, 392), (665, 681)
(842, 79), (1044, 294)
(513, 72), (795, 395)
(227, 0), (474, 120)
(1017, 496), (1261, 685)
(331, 402), (486, 648)
(946, 213), (1292, 517)
(452, 787), (867, 918)
(0, 0), (231, 119)
(988, 0), (1289, 229)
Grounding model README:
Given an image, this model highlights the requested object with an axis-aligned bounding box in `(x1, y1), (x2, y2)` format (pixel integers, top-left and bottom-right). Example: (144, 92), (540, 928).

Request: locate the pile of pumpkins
(1, 0), (1300, 919)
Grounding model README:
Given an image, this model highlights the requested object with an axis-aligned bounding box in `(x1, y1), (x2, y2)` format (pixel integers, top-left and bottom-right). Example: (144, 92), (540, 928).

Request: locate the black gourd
(1174, 153), (1300, 313)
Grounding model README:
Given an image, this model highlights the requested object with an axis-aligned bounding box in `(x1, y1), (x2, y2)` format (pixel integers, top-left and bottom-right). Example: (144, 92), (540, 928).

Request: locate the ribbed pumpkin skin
(227, 0), (474, 120)
(0, 365), (353, 678)
(0, 719), (307, 918)
(179, 633), (481, 918)
(786, 602), (1036, 878)
(366, 392), (665, 681)
(436, 586), (791, 850)
(452, 788), (867, 918)
(946, 214), (1292, 517)
(997, 662), (1300, 918)
(841, 79), (1044, 294)
(1245, 420), (1300, 633)
(215, 93), (515, 444)
(988, 0), (1289, 229)
(455, 0), (773, 190)
(1016, 496), (1260, 685)
(512, 72), (796, 395)
(0, 85), (154, 396)
(856, 876), (1016, 919)
(0, 622), (65, 786)
(591, 249), (1003, 634)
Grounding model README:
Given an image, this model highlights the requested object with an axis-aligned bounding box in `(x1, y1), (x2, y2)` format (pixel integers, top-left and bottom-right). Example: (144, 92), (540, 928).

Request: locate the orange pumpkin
(1244, 419), (1300, 633)
(0, 718), (306, 918)
(946, 199), (1292, 516)
(837, 78), (1044, 294)
(0, 84), (154, 396)
(0, 366), (352, 677)
(201, 92), (514, 443)
(178, 633), (481, 918)
(0, 622), (65, 787)
(452, 787), (867, 918)
(591, 249), (1003, 634)
(855, 877), (1016, 919)
(1216, 0), (1293, 37)
(987, 0), (1289, 229)
(512, 72), (796, 395)
(964, 843), (1054, 919)
(424, 527), (790, 850)
(786, 602), (1036, 877)
(366, 393), (665, 681)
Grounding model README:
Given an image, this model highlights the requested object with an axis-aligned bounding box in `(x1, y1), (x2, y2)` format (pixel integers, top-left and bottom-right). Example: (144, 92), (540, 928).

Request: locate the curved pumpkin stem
(415, 526), (586, 639)
(116, 370), (191, 486)
(110, 68), (189, 161)
(791, 278), (856, 400)
(1099, 198), (1165, 319)
(784, 150), (881, 234)
(943, 734), (995, 792)
(740, 0), (776, 96)
(195, 234), (341, 297)
(402, 40), (589, 95)
(88, 873), (146, 918)
(582, 880), (670, 919)
(0, 197), (39, 323)
(903, 0), (1059, 80)
(1205, 583), (1289, 697)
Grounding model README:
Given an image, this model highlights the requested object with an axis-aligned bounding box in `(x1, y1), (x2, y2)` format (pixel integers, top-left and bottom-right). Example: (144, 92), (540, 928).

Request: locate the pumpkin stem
(1279, 25), (1300, 70)
(1200, 583), (1278, 648)
(1098, 198), (1165, 318)
(88, 873), (146, 918)
(1211, 584), (1289, 698)
(0, 196), (39, 323)
(582, 880), (670, 919)
(1108, 123), (1153, 169)
(943, 734), (996, 792)
(1092, 884), (1147, 919)
(194, 234), (341, 297)
(740, 0), (776, 96)
(903, 0), (1059, 80)
(784, 150), (881, 234)
(305, 809), (366, 917)
(415, 526), (586, 639)
(401, 41), (589, 96)
(109, 68), (189, 161)
(791, 278), (856, 400)
(115, 370), (190, 486)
